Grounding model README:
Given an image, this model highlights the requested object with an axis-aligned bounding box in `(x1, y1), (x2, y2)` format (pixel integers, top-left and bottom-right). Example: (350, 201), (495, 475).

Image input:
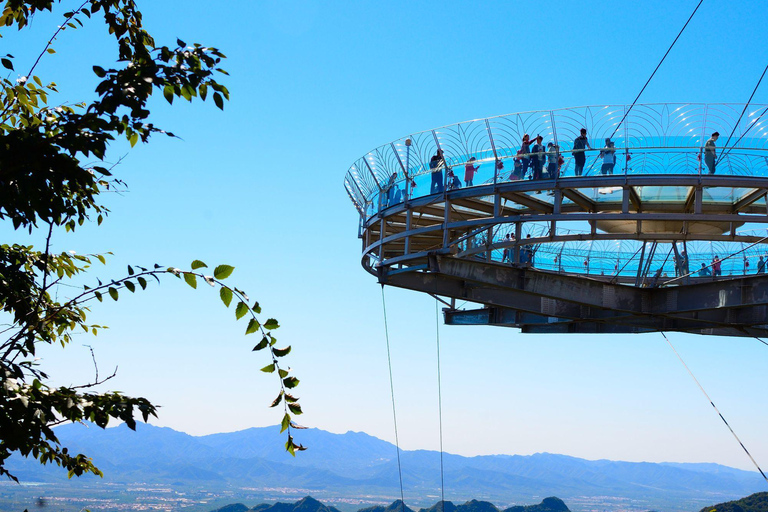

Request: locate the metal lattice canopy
(345, 104), (768, 336)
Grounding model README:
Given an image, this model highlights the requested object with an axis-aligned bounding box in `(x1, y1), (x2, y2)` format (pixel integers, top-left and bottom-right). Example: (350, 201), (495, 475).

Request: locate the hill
(699, 492), (768, 512)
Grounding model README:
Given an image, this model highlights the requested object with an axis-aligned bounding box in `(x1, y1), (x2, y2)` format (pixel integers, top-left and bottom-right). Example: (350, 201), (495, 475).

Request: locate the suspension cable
(717, 104), (768, 165)
(610, 0), (704, 140)
(380, 285), (406, 510)
(661, 332), (768, 482)
(435, 298), (446, 509)
(716, 65), (768, 165)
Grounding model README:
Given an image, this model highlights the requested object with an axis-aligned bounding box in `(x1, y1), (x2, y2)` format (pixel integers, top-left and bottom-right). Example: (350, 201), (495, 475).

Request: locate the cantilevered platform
(344, 104), (768, 336)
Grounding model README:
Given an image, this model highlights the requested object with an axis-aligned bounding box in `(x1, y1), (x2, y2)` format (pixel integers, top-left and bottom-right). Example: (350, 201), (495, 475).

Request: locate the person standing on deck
(573, 128), (592, 176)
(546, 142), (559, 179)
(531, 135), (545, 180)
(712, 255), (722, 276)
(520, 134), (533, 179)
(465, 157), (479, 187)
(758, 255), (765, 274)
(430, 149), (446, 194)
(704, 131), (719, 174)
(599, 138), (616, 175)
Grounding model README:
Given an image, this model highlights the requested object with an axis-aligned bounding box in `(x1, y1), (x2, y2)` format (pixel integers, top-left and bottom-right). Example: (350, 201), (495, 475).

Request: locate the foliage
(700, 492), (768, 512)
(0, 0), (304, 484)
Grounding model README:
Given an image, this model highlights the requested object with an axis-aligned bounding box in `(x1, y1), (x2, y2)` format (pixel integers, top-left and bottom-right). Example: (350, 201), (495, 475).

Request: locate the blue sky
(4, 0), (768, 472)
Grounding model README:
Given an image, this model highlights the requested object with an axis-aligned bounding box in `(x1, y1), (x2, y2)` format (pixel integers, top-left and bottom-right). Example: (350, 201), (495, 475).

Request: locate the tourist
(385, 172), (401, 207)
(520, 134), (532, 179)
(599, 138), (616, 175)
(698, 263), (711, 277)
(465, 157), (479, 187)
(430, 149), (445, 194)
(712, 255), (722, 276)
(546, 142), (559, 179)
(704, 131), (719, 174)
(446, 168), (461, 190)
(502, 233), (512, 263)
(531, 135), (545, 180)
(573, 128), (591, 176)
(512, 153), (523, 180)
(758, 255), (765, 274)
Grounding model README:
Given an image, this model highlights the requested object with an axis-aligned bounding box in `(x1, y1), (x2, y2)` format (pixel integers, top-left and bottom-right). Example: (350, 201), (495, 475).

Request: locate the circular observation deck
(344, 104), (768, 337)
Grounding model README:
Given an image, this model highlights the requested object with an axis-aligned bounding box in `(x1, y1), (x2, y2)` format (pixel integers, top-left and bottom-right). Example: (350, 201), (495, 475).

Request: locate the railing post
(623, 104), (629, 176)
(486, 119), (499, 186)
(550, 110), (559, 185)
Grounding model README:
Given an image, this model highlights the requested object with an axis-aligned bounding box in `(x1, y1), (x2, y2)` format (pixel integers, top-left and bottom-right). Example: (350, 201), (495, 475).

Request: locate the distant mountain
(358, 500), (415, 512)
(6, 422), (766, 510)
(699, 492), (768, 512)
(503, 497), (569, 512)
(213, 498), (568, 512)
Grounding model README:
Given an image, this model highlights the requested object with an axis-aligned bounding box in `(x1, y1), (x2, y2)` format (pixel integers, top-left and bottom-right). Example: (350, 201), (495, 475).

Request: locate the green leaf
(46, 48), (55, 54)
(252, 336), (269, 351)
(94, 291), (102, 302)
(213, 264), (234, 280)
(163, 84), (174, 104)
(127, 265), (134, 275)
(213, 91), (224, 110)
(284, 393), (298, 403)
(286, 435), (296, 456)
(264, 318), (279, 330)
(288, 403), (302, 415)
(283, 376), (299, 389)
(278, 368), (288, 378)
(245, 318), (260, 335)
(280, 413), (291, 433)
(235, 301), (248, 320)
(137, 277), (147, 290)
(273, 346), (291, 357)
(1, 58), (13, 70)
(270, 391), (283, 408)
(260, 363), (275, 373)
(183, 273), (197, 289)
(92, 65), (105, 77)
(191, 260), (207, 270)
(124, 281), (136, 293)
(219, 287), (233, 307)
(108, 287), (118, 301)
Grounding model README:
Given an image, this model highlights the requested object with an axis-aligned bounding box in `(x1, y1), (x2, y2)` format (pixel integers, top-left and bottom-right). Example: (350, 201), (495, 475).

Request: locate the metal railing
(344, 103), (768, 219)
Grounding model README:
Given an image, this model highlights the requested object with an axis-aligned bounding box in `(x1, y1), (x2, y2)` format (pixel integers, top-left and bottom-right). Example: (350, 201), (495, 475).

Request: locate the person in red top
(712, 255), (722, 276)
(464, 157), (479, 186)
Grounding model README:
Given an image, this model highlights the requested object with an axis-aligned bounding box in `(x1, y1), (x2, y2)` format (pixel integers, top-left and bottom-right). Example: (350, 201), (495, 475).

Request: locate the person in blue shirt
(698, 263), (711, 277)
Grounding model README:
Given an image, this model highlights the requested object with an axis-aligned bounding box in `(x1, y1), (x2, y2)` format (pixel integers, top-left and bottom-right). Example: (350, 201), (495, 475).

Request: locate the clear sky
(4, 0), (768, 473)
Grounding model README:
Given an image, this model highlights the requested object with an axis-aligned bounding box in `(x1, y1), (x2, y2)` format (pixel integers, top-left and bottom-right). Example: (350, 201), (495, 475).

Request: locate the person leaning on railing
(599, 138), (616, 175)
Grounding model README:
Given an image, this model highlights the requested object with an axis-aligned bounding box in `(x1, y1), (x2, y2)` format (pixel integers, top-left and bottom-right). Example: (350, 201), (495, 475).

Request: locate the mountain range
(209, 496), (570, 512)
(6, 423), (766, 511)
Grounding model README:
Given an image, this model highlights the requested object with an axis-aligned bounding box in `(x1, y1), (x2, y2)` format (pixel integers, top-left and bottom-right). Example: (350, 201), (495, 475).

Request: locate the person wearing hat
(704, 131), (719, 174)
(599, 137), (616, 175)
